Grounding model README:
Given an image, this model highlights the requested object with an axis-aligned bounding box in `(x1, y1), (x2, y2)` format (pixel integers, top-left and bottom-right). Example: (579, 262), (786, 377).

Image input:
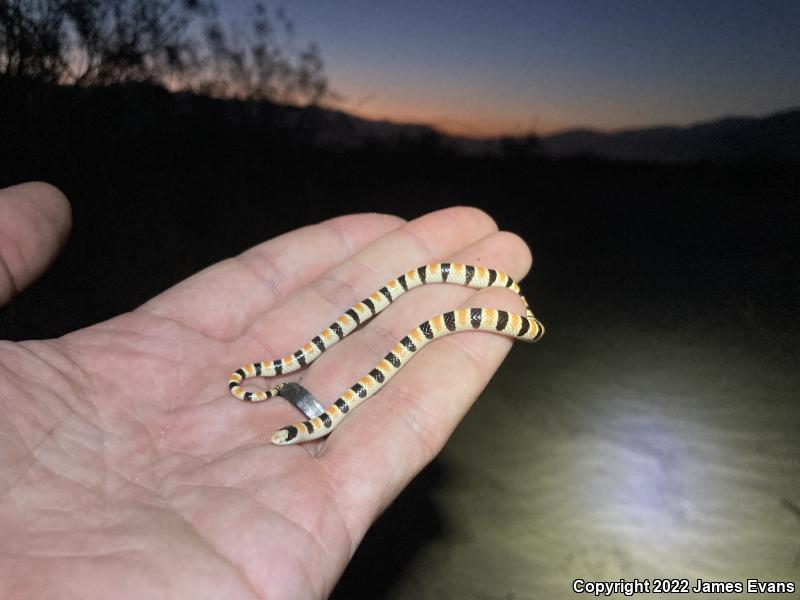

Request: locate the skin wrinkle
(308, 214), (465, 320)
(351, 298), (438, 357)
(136, 252), (282, 340)
(136, 303), (236, 345)
(0, 548), (190, 598)
(8, 460), (97, 511)
(43, 347), (165, 491)
(339, 252), (383, 295)
(320, 218), (357, 256)
(240, 279), (364, 386)
(107, 455), (198, 501)
(34, 440), (107, 492)
(109, 394), (155, 441)
(2, 513), (109, 533)
(41, 421), (107, 473)
(311, 265), (375, 319)
(0, 226), (28, 288)
(501, 231), (534, 272)
(313, 454), (359, 557)
(0, 251), (19, 299)
(236, 328), (281, 370)
(1, 371), (75, 457)
(299, 435), (327, 459)
(92, 327), (211, 397)
(302, 254), (427, 351)
(119, 413), (178, 488)
(232, 252), (287, 316)
(170, 483), (321, 600)
(161, 502), (263, 600)
(400, 229), (440, 265)
(230, 271), (348, 365)
(75, 316), (191, 404)
(10, 347), (99, 474)
(0, 366), (47, 441)
(99, 446), (166, 499)
(11, 478), (260, 595)
(242, 486), (335, 600)
(121, 450), (211, 501)
(317, 415), (394, 546)
(239, 241), (291, 294)
(91, 313), (207, 351)
(8, 340), (89, 404)
(0, 453), (37, 501)
(104, 472), (161, 502)
(37, 339), (95, 401)
(0, 418), (52, 474)
(406, 207), (497, 261)
(232, 261), (379, 361)
(423, 320), (516, 417)
(386, 384), (440, 465)
(437, 319), (513, 383)
(1, 517), (152, 556)
(298, 217), (411, 331)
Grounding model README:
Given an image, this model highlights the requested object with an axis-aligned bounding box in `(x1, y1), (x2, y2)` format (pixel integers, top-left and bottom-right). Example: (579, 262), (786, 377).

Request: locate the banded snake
(228, 263), (544, 445)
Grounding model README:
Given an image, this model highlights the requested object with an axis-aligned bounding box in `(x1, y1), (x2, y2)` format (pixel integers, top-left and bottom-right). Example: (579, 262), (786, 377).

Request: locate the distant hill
(273, 102), (800, 163)
(540, 109), (800, 163)
(263, 101), (444, 151)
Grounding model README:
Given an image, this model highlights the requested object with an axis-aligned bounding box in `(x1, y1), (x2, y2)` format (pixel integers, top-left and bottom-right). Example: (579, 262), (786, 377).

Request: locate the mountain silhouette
(268, 103), (800, 163)
(540, 109), (800, 163)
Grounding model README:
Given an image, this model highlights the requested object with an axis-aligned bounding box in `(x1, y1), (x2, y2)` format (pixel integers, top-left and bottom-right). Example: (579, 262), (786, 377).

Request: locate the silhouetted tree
(0, 0), (329, 104)
(191, 3), (328, 104)
(63, 0), (203, 86)
(0, 0), (70, 82)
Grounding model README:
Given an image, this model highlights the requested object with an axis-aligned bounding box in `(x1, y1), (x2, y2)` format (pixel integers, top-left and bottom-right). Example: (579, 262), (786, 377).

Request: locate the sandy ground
(336, 309), (799, 599)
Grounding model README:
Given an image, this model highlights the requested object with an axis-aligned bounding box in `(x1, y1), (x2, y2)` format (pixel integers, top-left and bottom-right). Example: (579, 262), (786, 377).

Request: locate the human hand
(0, 182), (534, 599)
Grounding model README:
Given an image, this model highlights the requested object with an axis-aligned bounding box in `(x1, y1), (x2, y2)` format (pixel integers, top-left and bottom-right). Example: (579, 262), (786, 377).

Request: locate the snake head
(271, 426), (297, 445)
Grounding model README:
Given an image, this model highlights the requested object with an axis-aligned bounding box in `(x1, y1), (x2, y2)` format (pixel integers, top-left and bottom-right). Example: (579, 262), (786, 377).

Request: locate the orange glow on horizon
(328, 67), (593, 137)
(346, 104), (570, 138)
(334, 85), (584, 138)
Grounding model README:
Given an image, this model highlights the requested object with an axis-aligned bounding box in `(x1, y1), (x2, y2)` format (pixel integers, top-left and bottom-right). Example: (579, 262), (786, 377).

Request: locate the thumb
(0, 182), (72, 306)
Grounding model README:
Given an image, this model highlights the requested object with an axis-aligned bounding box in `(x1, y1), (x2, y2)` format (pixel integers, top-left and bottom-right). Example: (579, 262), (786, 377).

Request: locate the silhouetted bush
(0, 0), (329, 104)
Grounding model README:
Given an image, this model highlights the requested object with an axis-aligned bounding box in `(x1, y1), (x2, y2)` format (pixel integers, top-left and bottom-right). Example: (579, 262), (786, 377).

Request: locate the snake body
(228, 263), (544, 445)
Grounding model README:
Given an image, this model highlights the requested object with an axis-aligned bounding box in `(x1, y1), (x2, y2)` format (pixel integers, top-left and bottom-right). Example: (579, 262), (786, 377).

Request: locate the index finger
(138, 212), (405, 340)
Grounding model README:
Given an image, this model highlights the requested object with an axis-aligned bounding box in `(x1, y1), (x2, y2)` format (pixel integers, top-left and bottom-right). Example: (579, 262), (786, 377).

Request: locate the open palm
(0, 183), (534, 599)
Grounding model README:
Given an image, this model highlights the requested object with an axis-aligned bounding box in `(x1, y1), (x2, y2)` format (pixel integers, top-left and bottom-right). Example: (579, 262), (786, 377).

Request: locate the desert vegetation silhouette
(0, 0), (329, 104)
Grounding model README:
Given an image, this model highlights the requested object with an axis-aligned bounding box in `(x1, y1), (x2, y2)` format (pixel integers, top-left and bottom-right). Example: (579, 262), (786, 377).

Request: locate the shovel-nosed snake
(228, 263), (544, 445)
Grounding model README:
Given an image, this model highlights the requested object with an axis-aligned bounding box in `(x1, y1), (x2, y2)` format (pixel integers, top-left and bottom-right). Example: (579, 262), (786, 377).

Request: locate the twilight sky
(221, 0), (800, 136)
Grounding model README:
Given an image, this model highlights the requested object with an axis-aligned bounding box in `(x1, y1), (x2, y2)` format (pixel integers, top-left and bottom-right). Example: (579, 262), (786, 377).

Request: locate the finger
(139, 212), (405, 340)
(0, 182), (72, 306)
(228, 206), (501, 367)
(316, 230), (537, 538)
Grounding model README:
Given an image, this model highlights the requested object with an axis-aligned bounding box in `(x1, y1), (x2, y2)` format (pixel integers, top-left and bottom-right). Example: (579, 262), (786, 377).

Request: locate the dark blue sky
(221, 0), (800, 136)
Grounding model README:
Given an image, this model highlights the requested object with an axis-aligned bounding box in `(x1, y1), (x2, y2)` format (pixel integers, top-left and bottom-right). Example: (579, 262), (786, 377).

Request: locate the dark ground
(1, 80), (798, 597)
